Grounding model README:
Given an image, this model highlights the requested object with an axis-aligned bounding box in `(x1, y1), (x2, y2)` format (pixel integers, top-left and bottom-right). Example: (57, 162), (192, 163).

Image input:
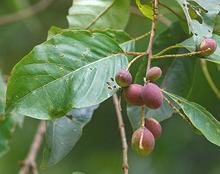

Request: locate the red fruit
(123, 84), (144, 106)
(132, 127), (155, 156)
(146, 67), (162, 81)
(199, 38), (217, 57)
(145, 118), (162, 139)
(141, 83), (163, 109)
(115, 69), (132, 87)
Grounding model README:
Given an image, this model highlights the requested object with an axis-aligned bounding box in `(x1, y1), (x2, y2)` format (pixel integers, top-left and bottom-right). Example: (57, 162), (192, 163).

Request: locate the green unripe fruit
(145, 118), (162, 140)
(199, 38), (217, 57)
(123, 84), (144, 106)
(131, 127), (155, 156)
(115, 69), (132, 87)
(146, 67), (162, 81)
(141, 83), (163, 109)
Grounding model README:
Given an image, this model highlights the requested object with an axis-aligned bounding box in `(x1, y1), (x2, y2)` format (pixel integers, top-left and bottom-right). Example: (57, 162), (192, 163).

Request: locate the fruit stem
(152, 48), (210, 60)
(127, 54), (145, 70)
(154, 45), (186, 57)
(200, 60), (220, 100)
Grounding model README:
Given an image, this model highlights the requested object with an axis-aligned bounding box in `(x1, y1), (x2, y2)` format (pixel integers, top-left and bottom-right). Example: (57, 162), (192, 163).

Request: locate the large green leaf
(43, 105), (98, 166)
(179, 34), (220, 64)
(176, 0), (220, 43)
(67, 0), (130, 30)
(164, 90), (220, 146)
(6, 30), (128, 120)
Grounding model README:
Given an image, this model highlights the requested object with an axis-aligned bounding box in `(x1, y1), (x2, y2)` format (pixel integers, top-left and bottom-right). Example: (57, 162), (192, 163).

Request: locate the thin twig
(19, 121), (46, 174)
(146, 0), (159, 73)
(127, 54), (146, 70)
(154, 45), (186, 57)
(112, 94), (128, 174)
(200, 60), (220, 100)
(0, 0), (54, 26)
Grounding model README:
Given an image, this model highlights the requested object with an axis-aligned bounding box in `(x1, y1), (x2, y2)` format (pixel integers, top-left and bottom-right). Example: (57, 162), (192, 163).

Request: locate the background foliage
(0, 0), (220, 174)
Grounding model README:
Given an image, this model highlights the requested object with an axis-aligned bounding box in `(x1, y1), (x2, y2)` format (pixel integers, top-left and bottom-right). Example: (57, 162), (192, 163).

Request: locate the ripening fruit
(123, 84), (144, 106)
(141, 83), (163, 109)
(199, 38), (217, 57)
(145, 118), (162, 139)
(115, 69), (132, 87)
(132, 127), (155, 156)
(146, 67), (162, 81)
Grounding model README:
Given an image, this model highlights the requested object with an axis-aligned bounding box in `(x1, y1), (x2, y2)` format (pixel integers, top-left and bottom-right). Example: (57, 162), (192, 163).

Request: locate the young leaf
(6, 31), (128, 120)
(136, 0), (153, 20)
(176, 0), (220, 43)
(67, 0), (130, 30)
(179, 34), (220, 64)
(164, 90), (220, 147)
(43, 105), (98, 166)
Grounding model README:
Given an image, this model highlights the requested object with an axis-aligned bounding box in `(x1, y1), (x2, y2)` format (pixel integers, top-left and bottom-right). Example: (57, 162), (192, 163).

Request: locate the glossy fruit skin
(146, 67), (162, 81)
(141, 83), (163, 109)
(145, 118), (162, 139)
(132, 127), (155, 156)
(115, 69), (132, 87)
(123, 84), (144, 106)
(199, 38), (217, 57)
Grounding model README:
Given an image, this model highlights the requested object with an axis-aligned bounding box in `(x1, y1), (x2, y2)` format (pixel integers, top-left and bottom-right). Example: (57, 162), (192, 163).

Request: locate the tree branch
(146, 0), (159, 73)
(19, 121), (46, 174)
(112, 94), (128, 174)
(0, 0), (54, 26)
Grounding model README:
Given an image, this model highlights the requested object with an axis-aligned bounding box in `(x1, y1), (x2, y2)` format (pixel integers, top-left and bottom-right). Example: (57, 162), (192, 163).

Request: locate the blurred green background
(0, 0), (220, 173)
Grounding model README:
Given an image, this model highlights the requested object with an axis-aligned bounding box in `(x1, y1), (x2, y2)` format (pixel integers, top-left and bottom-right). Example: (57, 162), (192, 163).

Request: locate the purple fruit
(146, 67), (162, 81)
(115, 69), (132, 87)
(199, 38), (217, 57)
(123, 84), (144, 106)
(132, 127), (155, 156)
(145, 118), (162, 140)
(141, 83), (163, 109)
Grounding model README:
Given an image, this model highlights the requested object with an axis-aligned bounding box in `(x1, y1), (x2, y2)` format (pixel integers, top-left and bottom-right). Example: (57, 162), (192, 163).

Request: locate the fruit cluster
(116, 67), (163, 109)
(115, 66), (163, 156)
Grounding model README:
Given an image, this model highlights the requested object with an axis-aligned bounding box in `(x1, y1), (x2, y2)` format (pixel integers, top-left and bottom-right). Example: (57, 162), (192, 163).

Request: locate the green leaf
(136, 0), (153, 20)
(176, 0), (220, 42)
(162, 56), (198, 97)
(72, 172), (85, 174)
(67, 0), (130, 30)
(179, 34), (220, 64)
(43, 105), (98, 166)
(164, 90), (220, 146)
(6, 30), (128, 120)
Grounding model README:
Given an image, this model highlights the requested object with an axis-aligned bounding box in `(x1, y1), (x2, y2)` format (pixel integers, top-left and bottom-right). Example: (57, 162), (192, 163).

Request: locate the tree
(0, 0), (220, 174)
